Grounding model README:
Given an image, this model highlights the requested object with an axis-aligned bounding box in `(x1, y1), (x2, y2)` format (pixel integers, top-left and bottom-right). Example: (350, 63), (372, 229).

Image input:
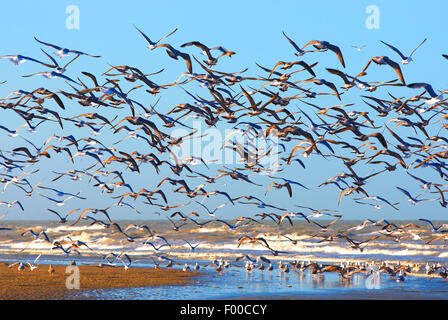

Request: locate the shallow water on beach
(75, 266), (448, 300)
(2, 251), (447, 299)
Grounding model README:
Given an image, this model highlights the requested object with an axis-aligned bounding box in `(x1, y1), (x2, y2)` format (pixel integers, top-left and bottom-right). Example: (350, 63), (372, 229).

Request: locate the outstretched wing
(380, 40), (406, 60)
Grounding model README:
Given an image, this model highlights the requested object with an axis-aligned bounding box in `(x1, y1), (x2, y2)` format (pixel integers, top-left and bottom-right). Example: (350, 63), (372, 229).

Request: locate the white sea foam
(1, 222), (447, 263)
(45, 225), (107, 233)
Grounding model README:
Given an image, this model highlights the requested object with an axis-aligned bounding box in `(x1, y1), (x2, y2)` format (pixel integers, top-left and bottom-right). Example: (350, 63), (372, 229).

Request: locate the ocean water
(1, 219), (448, 299)
(77, 267), (448, 300)
(2, 219), (448, 263)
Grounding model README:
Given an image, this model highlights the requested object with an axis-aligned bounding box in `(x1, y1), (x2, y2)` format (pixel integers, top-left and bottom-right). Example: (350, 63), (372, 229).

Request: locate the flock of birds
(1, 27), (448, 284)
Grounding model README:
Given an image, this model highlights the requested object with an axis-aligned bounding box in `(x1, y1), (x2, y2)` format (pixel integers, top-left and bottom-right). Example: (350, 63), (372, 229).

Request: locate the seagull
(311, 217), (341, 232)
(352, 45), (366, 52)
(48, 208), (80, 223)
(214, 219), (239, 231)
(21, 229), (50, 242)
(282, 31), (317, 57)
(396, 270), (406, 282)
(134, 25), (178, 50)
(167, 217), (187, 231)
(0, 200), (24, 211)
(0, 125), (20, 138)
(302, 40), (346, 67)
(181, 41), (216, 65)
(396, 187), (437, 206)
(406, 171), (448, 191)
(18, 262), (25, 273)
(118, 253), (132, 270)
(38, 186), (86, 199)
(245, 261), (254, 271)
(0, 54), (52, 66)
(353, 196), (399, 210)
(194, 200), (227, 216)
(34, 37), (101, 58)
(265, 177), (309, 197)
(144, 240), (170, 251)
(418, 219), (448, 234)
(39, 48), (80, 74)
(183, 239), (200, 252)
(347, 219), (377, 231)
(183, 264), (191, 272)
(380, 38), (427, 64)
(38, 193), (75, 206)
(361, 56), (406, 85)
(407, 82), (446, 105)
(27, 254), (41, 271)
(152, 43), (193, 74)
(194, 262), (200, 272)
(22, 71), (80, 85)
(125, 224), (153, 236)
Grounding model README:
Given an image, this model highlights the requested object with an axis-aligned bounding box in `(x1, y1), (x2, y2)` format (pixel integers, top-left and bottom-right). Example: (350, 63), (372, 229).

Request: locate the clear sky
(0, 1), (447, 221)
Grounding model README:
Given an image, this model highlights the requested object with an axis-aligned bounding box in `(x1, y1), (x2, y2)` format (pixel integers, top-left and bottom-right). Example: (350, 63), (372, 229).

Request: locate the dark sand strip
(0, 262), (202, 300)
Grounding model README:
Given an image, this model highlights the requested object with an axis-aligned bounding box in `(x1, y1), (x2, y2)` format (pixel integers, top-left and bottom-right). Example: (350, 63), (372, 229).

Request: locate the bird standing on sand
(194, 262), (200, 272)
(396, 271), (406, 282)
(8, 262), (26, 273)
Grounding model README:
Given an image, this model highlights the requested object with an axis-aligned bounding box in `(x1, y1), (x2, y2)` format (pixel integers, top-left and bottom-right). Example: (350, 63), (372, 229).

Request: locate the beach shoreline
(0, 262), (203, 300)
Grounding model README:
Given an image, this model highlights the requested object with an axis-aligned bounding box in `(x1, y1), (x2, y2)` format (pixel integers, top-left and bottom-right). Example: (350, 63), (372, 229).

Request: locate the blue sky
(0, 1), (447, 221)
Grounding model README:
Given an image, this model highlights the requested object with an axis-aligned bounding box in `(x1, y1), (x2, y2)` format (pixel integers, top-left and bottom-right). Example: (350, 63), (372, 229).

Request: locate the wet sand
(0, 262), (202, 300)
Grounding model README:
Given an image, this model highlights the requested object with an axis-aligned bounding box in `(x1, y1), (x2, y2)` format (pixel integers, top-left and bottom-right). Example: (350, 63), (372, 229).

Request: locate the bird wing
(134, 25), (155, 45)
(408, 83), (438, 98)
(296, 61), (316, 77)
(15, 201), (24, 211)
(265, 181), (275, 195)
(361, 58), (374, 73)
(323, 80), (341, 100)
(368, 132), (388, 149)
(419, 218), (435, 229)
(380, 40), (406, 60)
(338, 187), (354, 205)
(396, 186), (413, 199)
(301, 40), (319, 50)
(34, 37), (63, 50)
(181, 53), (193, 74)
(267, 61), (285, 79)
(326, 43), (346, 68)
(282, 32), (302, 52)
(408, 38), (427, 58)
(383, 57), (406, 85)
(279, 213), (293, 226)
(285, 183), (293, 197)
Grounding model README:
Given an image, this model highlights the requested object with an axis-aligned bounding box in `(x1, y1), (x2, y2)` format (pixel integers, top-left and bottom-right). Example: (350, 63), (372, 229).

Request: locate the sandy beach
(0, 262), (202, 300)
